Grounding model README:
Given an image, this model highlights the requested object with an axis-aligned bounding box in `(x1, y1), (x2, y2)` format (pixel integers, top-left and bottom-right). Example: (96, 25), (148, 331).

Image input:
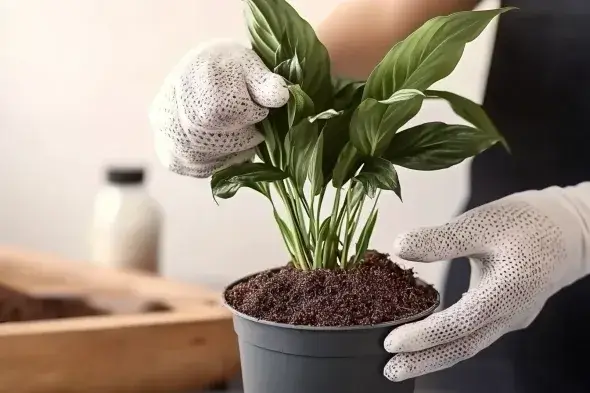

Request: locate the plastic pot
(223, 268), (440, 393)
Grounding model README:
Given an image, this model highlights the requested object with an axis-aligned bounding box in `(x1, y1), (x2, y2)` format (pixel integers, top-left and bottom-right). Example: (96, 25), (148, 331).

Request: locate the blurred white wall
(0, 0), (499, 294)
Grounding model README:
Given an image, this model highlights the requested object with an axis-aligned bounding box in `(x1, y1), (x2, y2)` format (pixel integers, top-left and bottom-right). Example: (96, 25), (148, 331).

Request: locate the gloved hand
(382, 184), (590, 382)
(148, 40), (289, 178)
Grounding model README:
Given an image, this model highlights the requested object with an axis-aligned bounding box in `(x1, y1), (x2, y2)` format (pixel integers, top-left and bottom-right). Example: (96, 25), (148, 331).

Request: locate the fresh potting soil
(0, 284), (171, 323)
(225, 250), (438, 327)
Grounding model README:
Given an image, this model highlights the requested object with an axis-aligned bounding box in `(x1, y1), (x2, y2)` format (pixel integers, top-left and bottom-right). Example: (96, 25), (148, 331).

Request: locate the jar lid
(107, 167), (145, 185)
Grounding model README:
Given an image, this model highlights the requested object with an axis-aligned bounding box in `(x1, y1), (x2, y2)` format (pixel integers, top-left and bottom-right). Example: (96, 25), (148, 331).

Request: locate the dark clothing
(417, 1), (590, 392)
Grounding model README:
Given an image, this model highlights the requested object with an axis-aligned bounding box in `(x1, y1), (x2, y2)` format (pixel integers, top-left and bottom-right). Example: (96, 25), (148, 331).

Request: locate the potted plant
(157, 1), (514, 392)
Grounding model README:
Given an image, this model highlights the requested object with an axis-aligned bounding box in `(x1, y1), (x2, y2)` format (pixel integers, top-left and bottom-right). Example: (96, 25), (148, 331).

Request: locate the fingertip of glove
(392, 231), (421, 261)
(255, 74), (290, 108)
(383, 356), (412, 382)
(383, 324), (414, 353)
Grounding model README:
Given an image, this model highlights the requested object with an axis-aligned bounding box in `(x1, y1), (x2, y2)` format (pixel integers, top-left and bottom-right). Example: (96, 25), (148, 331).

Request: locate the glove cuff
(512, 183), (590, 290)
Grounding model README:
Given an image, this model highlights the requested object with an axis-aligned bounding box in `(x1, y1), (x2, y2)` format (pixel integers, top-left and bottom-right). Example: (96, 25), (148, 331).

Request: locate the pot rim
(222, 266), (441, 332)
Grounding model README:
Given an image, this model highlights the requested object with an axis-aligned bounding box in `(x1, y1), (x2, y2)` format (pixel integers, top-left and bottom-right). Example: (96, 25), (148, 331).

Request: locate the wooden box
(0, 247), (240, 393)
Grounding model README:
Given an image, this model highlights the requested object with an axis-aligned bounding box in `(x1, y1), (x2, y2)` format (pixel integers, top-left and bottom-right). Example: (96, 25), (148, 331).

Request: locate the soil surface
(225, 250), (439, 327)
(0, 284), (171, 323)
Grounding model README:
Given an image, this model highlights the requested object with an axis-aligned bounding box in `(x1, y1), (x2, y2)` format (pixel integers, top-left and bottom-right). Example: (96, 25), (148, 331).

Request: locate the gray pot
(223, 269), (440, 393)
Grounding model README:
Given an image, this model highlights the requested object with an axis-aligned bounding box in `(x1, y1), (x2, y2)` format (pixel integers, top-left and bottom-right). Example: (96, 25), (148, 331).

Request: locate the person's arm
(317, 0), (480, 80)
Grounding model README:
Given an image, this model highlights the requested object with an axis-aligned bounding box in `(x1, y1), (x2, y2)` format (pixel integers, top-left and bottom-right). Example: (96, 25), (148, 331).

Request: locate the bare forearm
(317, 0), (479, 80)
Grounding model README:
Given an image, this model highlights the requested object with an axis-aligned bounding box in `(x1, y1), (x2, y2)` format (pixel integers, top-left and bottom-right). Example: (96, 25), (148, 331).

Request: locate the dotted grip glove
(148, 41), (289, 178)
(383, 183), (590, 382)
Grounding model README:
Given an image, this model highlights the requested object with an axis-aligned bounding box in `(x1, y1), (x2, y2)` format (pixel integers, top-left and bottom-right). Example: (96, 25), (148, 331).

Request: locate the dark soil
(225, 250), (439, 327)
(0, 284), (171, 323)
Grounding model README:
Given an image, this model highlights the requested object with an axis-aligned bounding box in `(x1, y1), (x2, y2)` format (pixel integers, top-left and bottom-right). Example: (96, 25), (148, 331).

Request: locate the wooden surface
(0, 247), (240, 393)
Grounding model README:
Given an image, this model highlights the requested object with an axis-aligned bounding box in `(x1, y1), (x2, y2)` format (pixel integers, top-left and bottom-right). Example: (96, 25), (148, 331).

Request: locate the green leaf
(211, 162), (288, 198)
(363, 8), (514, 101)
(244, 0), (332, 109)
(287, 85), (315, 129)
(385, 122), (502, 170)
(355, 208), (379, 263)
(274, 53), (303, 84)
(349, 99), (383, 157)
(318, 215), (332, 239)
(332, 142), (362, 188)
(309, 109), (342, 123)
(210, 181), (243, 200)
(425, 89), (509, 151)
(349, 182), (365, 209)
(308, 131), (324, 195)
(313, 215), (332, 268)
(349, 96), (424, 156)
(379, 89), (425, 104)
(332, 78), (366, 111)
(320, 109), (355, 184)
(284, 120), (319, 189)
(354, 157), (401, 200)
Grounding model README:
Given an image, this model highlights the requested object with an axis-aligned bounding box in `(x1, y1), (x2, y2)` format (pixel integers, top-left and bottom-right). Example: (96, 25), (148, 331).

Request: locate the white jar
(91, 167), (162, 274)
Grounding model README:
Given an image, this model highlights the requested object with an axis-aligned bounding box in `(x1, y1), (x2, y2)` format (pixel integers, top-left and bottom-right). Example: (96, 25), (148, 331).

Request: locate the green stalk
(316, 188), (326, 228)
(273, 181), (311, 270)
(323, 187), (342, 269)
(265, 184), (298, 263)
(286, 179), (312, 248)
(263, 136), (311, 270)
(309, 192), (317, 247)
(342, 193), (365, 269)
(341, 187), (355, 269)
(350, 191), (381, 268)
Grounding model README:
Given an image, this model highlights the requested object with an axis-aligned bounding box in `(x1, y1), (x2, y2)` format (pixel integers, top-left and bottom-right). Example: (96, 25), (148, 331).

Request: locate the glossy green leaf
(244, 0), (332, 109)
(287, 85), (314, 129)
(385, 122), (502, 170)
(211, 162), (288, 198)
(284, 120), (319, 189)
(309, 109), (342, 123)
(319, 108), (355, 184)
(379, 89), (425, 104)
(363, 8), (514, 101)
(354, 158), (401, 200)
(274, 52), (303, 85)
(332, 78), (366, 111)
(425, 89), (509, 151)
(350, 96), (424, 156)
(332, 142), (362, 188)
(348, 182), (365, 210)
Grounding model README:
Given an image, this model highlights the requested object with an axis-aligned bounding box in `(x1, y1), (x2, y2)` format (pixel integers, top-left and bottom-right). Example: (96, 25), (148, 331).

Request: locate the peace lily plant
(211, 0), (513, 271)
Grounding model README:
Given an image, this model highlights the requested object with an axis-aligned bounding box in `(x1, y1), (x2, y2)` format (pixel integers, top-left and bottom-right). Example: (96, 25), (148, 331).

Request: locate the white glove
(148, 40), (289, 178)
(382, 183), (590, 382)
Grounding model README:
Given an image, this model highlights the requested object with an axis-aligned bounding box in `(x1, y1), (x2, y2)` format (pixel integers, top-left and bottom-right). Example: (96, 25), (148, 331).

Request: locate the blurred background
(0, 0), (499, 300)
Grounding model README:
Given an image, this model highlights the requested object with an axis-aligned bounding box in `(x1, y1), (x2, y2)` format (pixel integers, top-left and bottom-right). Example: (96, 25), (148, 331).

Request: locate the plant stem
(273, 181), (311, 270)
(309, 191), (318, 248)
(350, 191), (381, 268)
(287, 181), (310, 248)
(341, 187), (354, 269)
(316, 187), (326, 227)
(264, 144), (312, 269)
(323, 187), (342, 269)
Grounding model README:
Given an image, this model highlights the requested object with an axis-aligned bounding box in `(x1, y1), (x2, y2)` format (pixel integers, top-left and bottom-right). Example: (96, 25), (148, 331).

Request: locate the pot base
(235, 316), (414, 393)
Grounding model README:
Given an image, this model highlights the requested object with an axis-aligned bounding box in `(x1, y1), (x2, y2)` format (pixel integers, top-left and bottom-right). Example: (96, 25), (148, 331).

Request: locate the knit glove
(148, 40), (289, 178)
(383, 184), (590, 382)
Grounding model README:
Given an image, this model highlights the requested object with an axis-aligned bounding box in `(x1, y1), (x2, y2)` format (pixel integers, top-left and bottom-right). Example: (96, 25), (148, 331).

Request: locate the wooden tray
(0, 247), (240, 393)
